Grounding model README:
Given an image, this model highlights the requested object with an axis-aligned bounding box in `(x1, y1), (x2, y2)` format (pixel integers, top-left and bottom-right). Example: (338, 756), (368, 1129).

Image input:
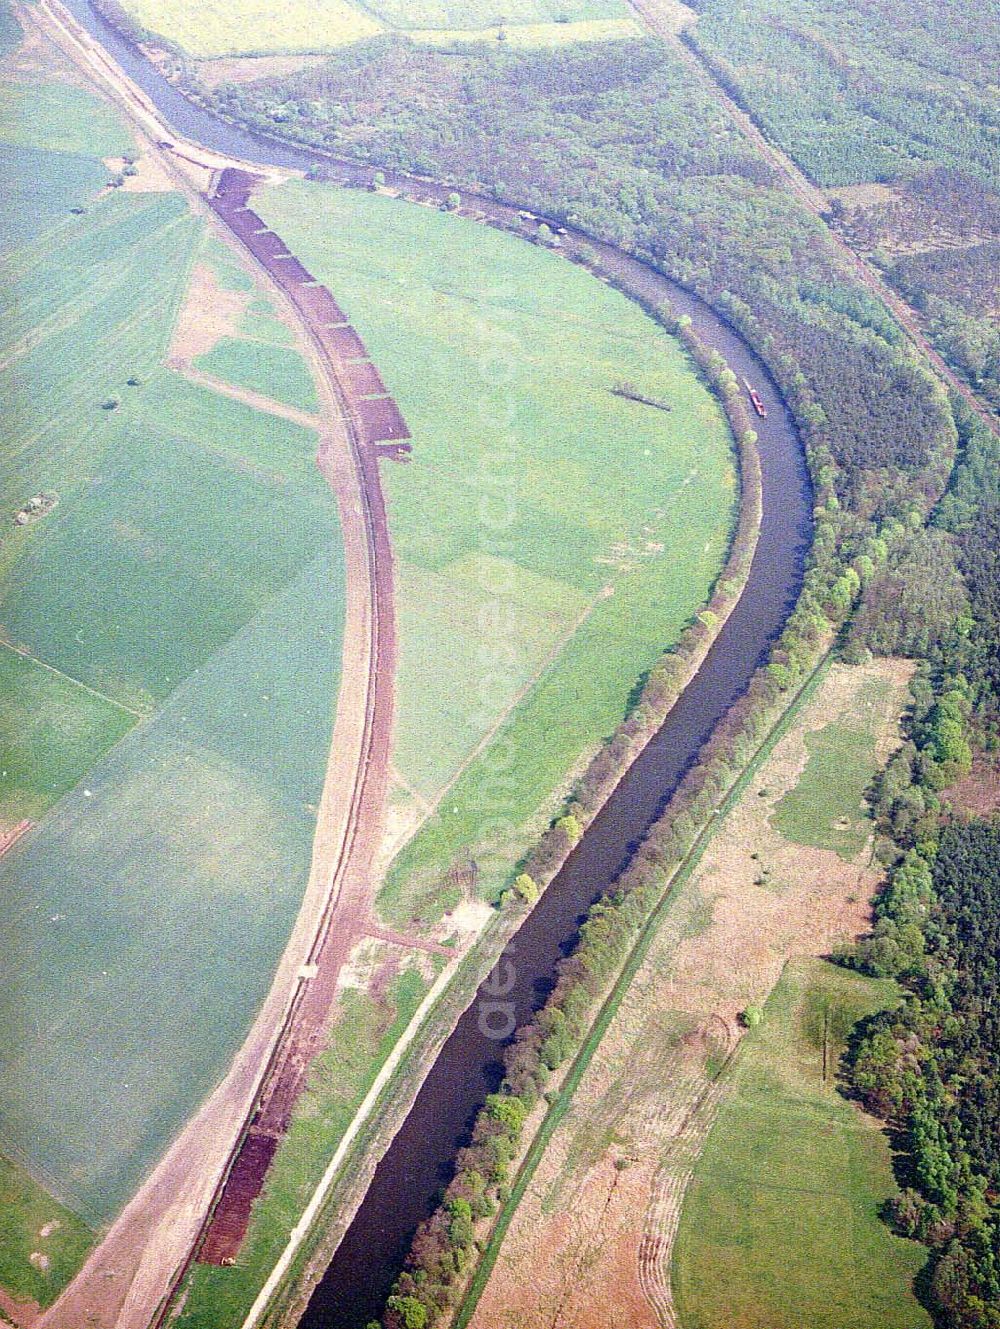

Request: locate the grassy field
(0, 646), (136, 828)
(255, 182), (736, 924)
(118, 0), (634, 53)
(673, 958), (932, 1329)
(194, 337), (319, 412)
(0, 78), (131, 157)
(175, 954), (435, 1328)
(122, 0), (381, 56)
(413, 18), (640, 44)
(0, 53), (347, 1250)
(0, 1156), (95, 1309)
(362, 0), (628, 27)
(770, 669), (894, 859)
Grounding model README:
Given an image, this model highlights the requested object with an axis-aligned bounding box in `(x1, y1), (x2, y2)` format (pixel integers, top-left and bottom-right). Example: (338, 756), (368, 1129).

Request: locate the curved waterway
(61, 4), (813, 1321)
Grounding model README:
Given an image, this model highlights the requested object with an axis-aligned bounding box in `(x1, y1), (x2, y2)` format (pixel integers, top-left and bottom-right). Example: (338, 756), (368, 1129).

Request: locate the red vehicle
(743, 378), (768, 418)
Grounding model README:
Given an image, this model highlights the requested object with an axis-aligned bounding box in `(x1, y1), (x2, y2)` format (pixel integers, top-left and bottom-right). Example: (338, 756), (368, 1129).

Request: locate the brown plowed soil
(169, 261), (248, 362)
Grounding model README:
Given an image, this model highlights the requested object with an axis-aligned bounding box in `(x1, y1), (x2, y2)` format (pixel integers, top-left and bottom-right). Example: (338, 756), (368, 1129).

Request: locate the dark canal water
(61, 6), (813, 1321)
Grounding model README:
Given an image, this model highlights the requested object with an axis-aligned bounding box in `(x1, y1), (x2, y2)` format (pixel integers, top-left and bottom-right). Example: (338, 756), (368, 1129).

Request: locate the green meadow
(0, 46), (345, 1256)
(673, 958), (932, 1329)
(116, 0), (631, 55)
(0, 1155), (95, 1309)
(0, 647), (135, 827)
(256, 182), (737, 922)
(365, 0), (629, 29)
(194, 336), (319, 413)
(770, 671), (896, 860)
(0, 548), (343, 1222)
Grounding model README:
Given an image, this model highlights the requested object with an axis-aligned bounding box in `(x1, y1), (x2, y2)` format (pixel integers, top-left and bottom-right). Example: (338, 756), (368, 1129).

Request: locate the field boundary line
(169, 361), (325, 431)
(0, 639), (146, 718)
(453, 649), (834, 1329)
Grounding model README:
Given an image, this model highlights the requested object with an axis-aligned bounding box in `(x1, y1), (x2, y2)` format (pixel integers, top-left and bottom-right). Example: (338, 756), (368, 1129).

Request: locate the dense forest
(193, 30), (1000, 1329)
(684, 0), (998, 189)
(847, 815), (1000, 1329)
(844, 416), (1000, 1329)
(680, 0), (1000, 428)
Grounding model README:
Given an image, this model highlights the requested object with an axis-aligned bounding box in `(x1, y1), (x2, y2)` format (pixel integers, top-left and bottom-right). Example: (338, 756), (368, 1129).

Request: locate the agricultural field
(0, 647), (135, 828)
(254, 181), (737, 923)
(466, 658), (919, 1329)
(673, 958), (931, 1329)
(175, 949), (437, 1329)
(364, 0), (628, 27)
(1, 547), (344, 1222)
(118, 0), (381, 57)
(0, 29), (346, 1308)
(116, 0), (635, 57)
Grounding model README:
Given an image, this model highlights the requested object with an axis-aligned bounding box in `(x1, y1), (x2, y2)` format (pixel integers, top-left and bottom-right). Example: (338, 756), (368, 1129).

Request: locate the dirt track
(27, 5), (400, 1327)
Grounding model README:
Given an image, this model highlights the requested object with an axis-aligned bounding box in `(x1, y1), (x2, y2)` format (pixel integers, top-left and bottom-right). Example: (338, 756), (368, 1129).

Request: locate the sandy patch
(439, 898), (492, 944)
(168, 262), (249, 364)
(334, 935), (393, 994)
(103, 152), (174, 193)
(470, 659), (912, 1329)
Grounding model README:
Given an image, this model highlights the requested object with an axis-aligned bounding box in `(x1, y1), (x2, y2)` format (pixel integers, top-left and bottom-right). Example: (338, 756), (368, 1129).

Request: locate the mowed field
(673, 959), (931, 1329)
(0, 46), (345, 1287)
(120, 0), (381, 57)
(770, 668), (897, 860)
(118, 0), (635, 56)
(255, 182), (737, 924)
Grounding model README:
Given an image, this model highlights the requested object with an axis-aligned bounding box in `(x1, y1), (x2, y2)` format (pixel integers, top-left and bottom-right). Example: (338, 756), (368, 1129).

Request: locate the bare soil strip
(169, 361), (325, 431)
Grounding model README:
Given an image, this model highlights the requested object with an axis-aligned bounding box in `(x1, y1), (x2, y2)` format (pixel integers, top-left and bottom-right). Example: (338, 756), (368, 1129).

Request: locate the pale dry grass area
(103, 152), (174, 192)
(470, 658), (912, 1329)
(411, 17), (642, 44)
(193, 53), (328, 89)
(168, 261), (249, 363)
